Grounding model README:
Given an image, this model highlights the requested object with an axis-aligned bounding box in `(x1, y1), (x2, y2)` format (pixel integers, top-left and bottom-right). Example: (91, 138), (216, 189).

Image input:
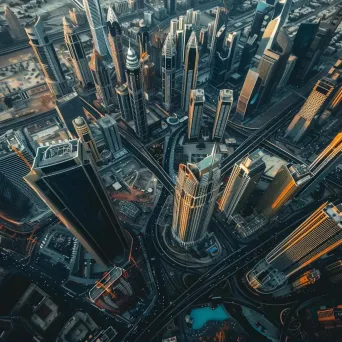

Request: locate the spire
(107, 5), (118, 24)
(126, 46), (139, 70)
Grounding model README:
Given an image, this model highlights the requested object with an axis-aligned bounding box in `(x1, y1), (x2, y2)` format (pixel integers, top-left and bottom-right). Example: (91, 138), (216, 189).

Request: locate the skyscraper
(115, 84), (133, 121)
(226, 32), (240, 72)
(137, 19), (150, 56)
(257, 164), (311, 218)
(98, 115), (122, 153)
(164, 0), (175, 14)
(170, 18), (178, 37)
(176, 30), (184, 70)
(25, 140), (129, 267)
(89, 48), (116, 112)
(181, 32), (199, 113)
(125, 47), (148, 141)
(285, 78), (335, 143)
(0, 130), (46, 222)
(4, 6), (26, 40)
(219, 149), (265, 220)
(209, 7), (227, 65)
(178, 15), (184, 30)
(142, 57), (156, 99)
(63, 16), (93, 89)
(247, 202), (342, 293)
(248, 0), (273, 40)
(182, 24), (193, 62)
(199, 28), (208, 54)
(73, 116), (101, 162)
(55, 92), (87, 137)
(107, 6), (126, 85)
(238, 34), (258, 72)
(162, 33), (176, 112)
(172, 153), (221, 247)
(83, 0), (109, 56)
(235, 69), (261, 121)
(25, 17), (70, 98)
(212, 89), (233, 140)
(277, 54), (297, 89)
(151, 31), (167, 77)
(188, 89), (205, 140)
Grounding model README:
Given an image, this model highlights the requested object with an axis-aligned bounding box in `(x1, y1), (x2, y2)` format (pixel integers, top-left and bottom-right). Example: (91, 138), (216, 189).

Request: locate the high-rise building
(185, 8), (193, 24)
(209, 7), (227, 65)
(257, 164), (311, 218)
(170, 18), (178, 37)
(219, 149), (265, 220)
(181, 32), (198, 113)
(83, 0), (109, 56)
(178, 15), (185, 30)
(277, 54), (297, 89)
(4, 6), (26, 40)
(164, 0), (175, 14)
(182, 24), (193, 62)
(172, 152), (222, 247)
(247, 202), (342, 293)
(125, 47), (148, 141)
(176, 30), (184, 69)
(142, 58), (156, 99)
(212, 89), (233, 140)
(25, 140), (129, 267)
(188, 89), (205, 140)
(235, 69), (261, 121)
(199, 28), (208, 54)
(25, 17), (70, 98)
(248, 0), (273, 40)
(226, 32), (240, 73)
(63, 16), (93, 89)
(89, 48), (116, 113)
(238, 34), (258, 72)
(73, 116), (101, 162)
(98, 115), (122, 153)
(151, 31), (167, 77)
(115, 84), (133, 121)
(0, 130), (45, 222)
(162, 33), (176, 112)
(285, 78), (335, 143)
(137, 19), (150, 56)
(55, 92), (87, 137)
(107, 6), (126, 85)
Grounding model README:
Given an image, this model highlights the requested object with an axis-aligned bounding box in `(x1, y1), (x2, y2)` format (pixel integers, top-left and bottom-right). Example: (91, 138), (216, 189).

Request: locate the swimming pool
(190, 305), (230, 330)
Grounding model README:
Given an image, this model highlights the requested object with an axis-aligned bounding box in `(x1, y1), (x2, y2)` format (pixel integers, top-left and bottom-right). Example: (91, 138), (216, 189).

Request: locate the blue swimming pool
(190, 305), (230, 330)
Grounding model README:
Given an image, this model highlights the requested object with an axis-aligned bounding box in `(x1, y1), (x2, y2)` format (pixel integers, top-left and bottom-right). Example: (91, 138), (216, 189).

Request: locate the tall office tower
(0, 131), (45, 222)
(256, 0), (292, 57)
(63, 16), (93, 89)
(170, 18), (178, 37)
(188, 89), (205, 140)
(137, 19), (150, 56)
(107, 6), (126, 85)
(277, 54), (297, 89)
(209, 25), (229, 87)
(142, 59), (156, 99)
(179, 15), (185, 30)
(115, 84), (133, 121)
(25, 17), (70, 98)
(285, 79), (335, 143)
(162, 33), (176, 112)
(207, 21), (214, 44)
(89, 49), (116, 112)
(181, 32), (199, 113)
(226, 32), (240, 72)
(192, 10), (201, 27)
(301, 133), (342, 196)
(182, 24), (193, 62)
(238, 34), (258, 72)
(248, 0), (273, 40)
(73, 116), (101, 162)
(292, 9), (342, 84)
(212, 89), (233, 140)
(164, 0), (175, 14)
(185, 8), (193, 24)
(98, 115), (122, 153)
(235, 69), (261, 121)
(25, 140), (129, 267)
(199, 28), (208, 54)
(125, 47), (148, 141)
(4, 6), (26, 40)
(172, 152), (222, 247)
(219, 149), (265, 220)
(151, 31), (167, 77)
(247, 202), (342, 293)
(55, 92), (87, 137)
(257, 164), (311, 218)
(209, 7), (227, 64)
(83, 0), (109, 56)
(176, 30), (184, 69)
